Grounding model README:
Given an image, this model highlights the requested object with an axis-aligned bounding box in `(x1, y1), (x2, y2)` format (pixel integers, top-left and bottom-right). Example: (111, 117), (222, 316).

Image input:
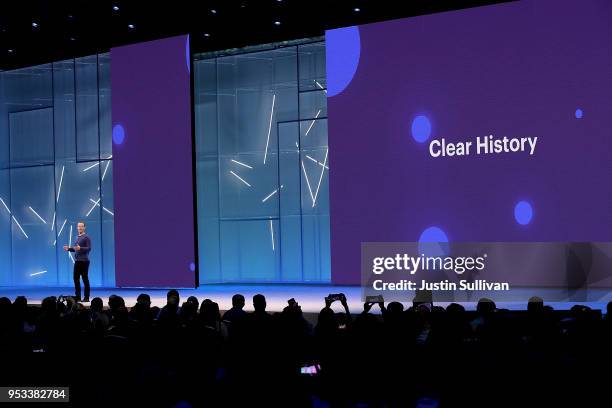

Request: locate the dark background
(0, 0), (510, 70)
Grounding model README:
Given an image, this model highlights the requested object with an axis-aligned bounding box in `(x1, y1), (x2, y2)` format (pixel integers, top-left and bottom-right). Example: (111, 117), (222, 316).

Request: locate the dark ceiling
(0, 0), (509, 71)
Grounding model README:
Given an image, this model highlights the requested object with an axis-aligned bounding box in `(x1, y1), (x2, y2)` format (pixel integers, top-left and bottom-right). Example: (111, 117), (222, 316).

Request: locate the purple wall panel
(111, 35), (196, 287)
(326, 0), (612, 284)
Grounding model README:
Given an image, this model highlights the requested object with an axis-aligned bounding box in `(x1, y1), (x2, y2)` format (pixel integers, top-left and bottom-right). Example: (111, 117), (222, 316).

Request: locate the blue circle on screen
(411, 115), (432, 143)
(326, 26), (361, 97)
(575, 108), (583, 119)
(189, 262), (196, 272)
(418, 226), (450, 257)
(113, 124), (125, 145)
(514, 201), (533, 225)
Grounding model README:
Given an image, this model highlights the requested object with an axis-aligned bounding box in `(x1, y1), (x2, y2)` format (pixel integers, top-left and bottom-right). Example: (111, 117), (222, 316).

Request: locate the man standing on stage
(63, 221), (92, 302)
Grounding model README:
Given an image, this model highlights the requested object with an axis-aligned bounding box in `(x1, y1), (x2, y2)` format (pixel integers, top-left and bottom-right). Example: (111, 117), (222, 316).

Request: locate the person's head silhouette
(232, 294), (245, 309)
(527, 296), (544, 313)
(187, 296), (199, 309)
(137, 293), (151, 306)
(90, 297), (103, 313)
(167, 289), (180, 306)
(476, 298), (496, 315)
(387, 301), (404, 314)
(200, 299), (221, 325)
(253, 294), (266, 313)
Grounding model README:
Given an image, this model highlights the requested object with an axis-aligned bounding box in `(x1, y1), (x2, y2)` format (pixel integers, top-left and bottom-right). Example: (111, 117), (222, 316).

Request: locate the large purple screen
(326, 0), (612, 284)
(111, 35), (196, 287)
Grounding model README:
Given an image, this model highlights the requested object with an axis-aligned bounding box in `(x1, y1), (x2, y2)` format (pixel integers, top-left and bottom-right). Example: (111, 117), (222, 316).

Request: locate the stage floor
(1, 284), (611, 313)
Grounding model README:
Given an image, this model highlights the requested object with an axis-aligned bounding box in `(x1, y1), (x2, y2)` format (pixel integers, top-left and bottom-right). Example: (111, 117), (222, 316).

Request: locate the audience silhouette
(0, 292), (610, 407)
